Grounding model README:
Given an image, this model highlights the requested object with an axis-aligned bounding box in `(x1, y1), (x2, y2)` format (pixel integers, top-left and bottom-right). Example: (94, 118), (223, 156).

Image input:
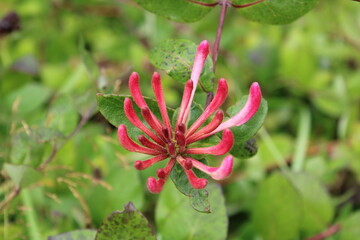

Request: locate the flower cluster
(118, 40), (262, 193)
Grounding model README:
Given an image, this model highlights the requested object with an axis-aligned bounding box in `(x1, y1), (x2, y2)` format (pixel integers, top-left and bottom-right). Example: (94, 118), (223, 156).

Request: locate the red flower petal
(214, 82), (262, 133)
(185, 129), (234, 155)
(152, 72), (172, 137)
(183, 40), (210, 123)
(189, 155), (233, 180)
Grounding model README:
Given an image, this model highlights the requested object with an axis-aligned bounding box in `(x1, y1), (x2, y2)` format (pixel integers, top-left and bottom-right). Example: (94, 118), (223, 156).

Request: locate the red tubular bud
(118, 125), (163, 155)
(124, 98), (165, 146)
(138, 135), (166, 153)
(133, 154), (168, 170)
(152, 72), (172, 137)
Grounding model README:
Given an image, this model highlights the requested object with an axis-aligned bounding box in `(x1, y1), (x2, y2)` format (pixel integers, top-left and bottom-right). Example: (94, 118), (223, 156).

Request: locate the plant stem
(305, 224), (341, 240)
(206, 0), (228, 105)
(292, 107), (311, 172)
(21, 189), (42, 240)
(212, 0), (228, 73)
(259, 128), (290, 174)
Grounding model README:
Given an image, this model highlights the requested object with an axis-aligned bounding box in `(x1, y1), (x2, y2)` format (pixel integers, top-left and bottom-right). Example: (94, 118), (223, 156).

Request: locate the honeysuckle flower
(118, 40), (262, 193)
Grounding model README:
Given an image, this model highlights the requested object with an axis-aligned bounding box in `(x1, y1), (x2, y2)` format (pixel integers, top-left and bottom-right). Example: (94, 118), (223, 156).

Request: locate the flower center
(163, 123), (187, 158)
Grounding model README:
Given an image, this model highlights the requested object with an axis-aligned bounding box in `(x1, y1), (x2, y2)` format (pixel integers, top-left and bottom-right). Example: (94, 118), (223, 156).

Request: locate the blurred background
(0, 0), (360, 239)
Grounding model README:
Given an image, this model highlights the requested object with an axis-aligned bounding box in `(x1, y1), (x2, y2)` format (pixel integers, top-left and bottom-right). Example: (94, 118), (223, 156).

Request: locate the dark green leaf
(4, 163), (42, 188)
(48, 230), (97, 240)
(79, 37), (99, 82)
(133, 0), (213, 22)
(238, 0), (319, 25)
(95, 202), (156, 240)
(46, 95), (80, 136)
(156, 183), (227, 240)
(287, 172), (334, 235)
(252, 172), (302, 240)
(230, 138), (258, 159)
(149, 39), (214, 92)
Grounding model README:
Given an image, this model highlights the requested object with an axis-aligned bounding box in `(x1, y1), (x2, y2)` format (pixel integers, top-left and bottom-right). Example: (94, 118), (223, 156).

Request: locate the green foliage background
(1, 0), (360, 239)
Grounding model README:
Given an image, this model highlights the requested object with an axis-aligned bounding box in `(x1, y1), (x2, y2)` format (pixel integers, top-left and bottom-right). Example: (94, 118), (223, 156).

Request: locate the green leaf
(5, 83), (52, 115)
(4, 164), (42, 189)
(156, 183), (227, 240)
(287, 172), (334, 235)
(48, 230), (97, 240)
(170, 159), (210, 213)
(237, 0), (319, 25)
(252, 172), (302, 240)
(133, 0), (213, 22)
(46, 95), (80, 136)
(96, 94), (174, 139)
(228, 97), (267, 158)
(230, 138), (258, 159)
(85, 167), (145, 227)
(79, 36), (99, 82)
(95, 202), (156, 240)
(10, 127), (64, 166)
(149, 39), (214, 92)
(337, 211), (360, 240)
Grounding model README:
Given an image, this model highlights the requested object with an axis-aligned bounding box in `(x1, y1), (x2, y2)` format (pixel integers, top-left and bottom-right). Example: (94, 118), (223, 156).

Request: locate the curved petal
(213, 82), (262, 133)
(185, 129), (234, 156)
(147, 177), (165, 194)
(189, 155), (233, 180)
(182, 40), (210, 124)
